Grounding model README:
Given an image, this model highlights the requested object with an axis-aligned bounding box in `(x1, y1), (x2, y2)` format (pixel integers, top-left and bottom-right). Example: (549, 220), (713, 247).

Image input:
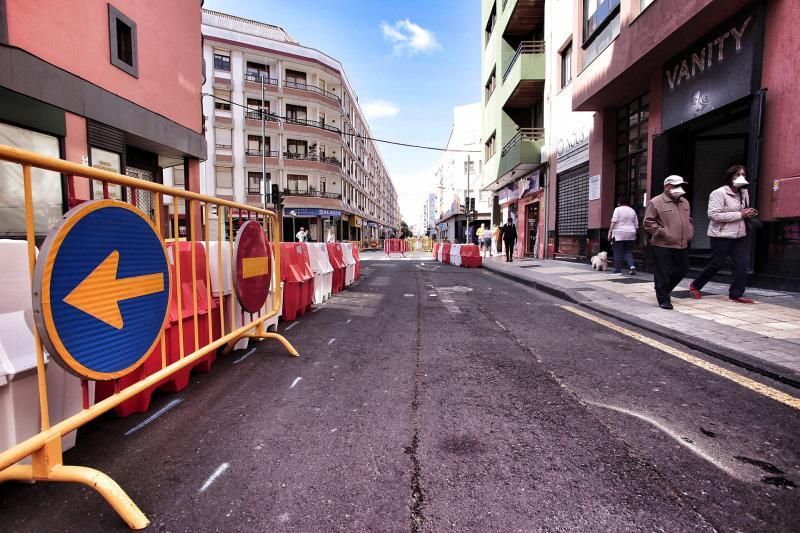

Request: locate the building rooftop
(202, 9), (298, 44)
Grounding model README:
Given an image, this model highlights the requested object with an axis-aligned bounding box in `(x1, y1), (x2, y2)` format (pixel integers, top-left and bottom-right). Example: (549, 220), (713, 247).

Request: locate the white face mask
(668, 187), (685, 198)
(732, 176), (749, 187)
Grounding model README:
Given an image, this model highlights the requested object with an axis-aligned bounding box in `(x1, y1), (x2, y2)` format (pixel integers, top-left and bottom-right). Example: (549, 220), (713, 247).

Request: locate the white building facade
(200, 10), (399, 242)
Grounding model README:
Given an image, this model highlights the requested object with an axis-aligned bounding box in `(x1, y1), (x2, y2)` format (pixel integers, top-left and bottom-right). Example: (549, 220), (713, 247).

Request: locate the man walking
(295, 226), (308, 242)
(644, 175), (694, 310)
(500, 217), (517, 262)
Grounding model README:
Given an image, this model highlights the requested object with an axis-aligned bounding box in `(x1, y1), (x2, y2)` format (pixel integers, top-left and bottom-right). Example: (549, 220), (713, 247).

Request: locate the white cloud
(362, 100), (400, 120)
(380, 19), (441, 55)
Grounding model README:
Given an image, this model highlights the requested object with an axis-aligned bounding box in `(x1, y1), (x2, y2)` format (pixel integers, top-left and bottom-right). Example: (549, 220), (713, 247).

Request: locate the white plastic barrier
(0, 239), (82, 462)
(208, 241), (281, 352)
(306, 243), (333, 304)
(437, 245), (444, 262)
(450, 244), (463, 267)
(341, 243), (357, 286)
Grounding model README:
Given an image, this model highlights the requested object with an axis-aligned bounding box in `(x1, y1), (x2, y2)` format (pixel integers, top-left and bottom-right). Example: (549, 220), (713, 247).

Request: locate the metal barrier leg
(222, 322), (299, 357)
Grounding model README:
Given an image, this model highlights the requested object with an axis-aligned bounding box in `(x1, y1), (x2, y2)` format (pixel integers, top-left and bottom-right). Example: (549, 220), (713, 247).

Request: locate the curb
(483, 261), (800, 390)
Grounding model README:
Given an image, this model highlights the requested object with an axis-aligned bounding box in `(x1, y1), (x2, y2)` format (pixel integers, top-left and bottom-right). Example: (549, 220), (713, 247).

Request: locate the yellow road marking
(561, 305), (800, 411)
(242, 256), (270, 279)
(63, 250), (164, 329)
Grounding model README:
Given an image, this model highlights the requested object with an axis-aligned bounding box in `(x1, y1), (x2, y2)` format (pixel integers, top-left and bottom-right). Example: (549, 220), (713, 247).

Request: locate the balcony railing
(245, 149), (279, 157)
(283, 80), (341, 102)
(215, 143), (232, 150)
(245, 110), (280, 122)
(243, 73), (279, 85)
(283, 188), (342, 200)
(284, 117), (341, 133)
(503, 40), (546, 81)
(501, 128), (545, 157)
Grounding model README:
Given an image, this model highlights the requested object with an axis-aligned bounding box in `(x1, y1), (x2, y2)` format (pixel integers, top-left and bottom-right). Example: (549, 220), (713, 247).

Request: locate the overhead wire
(204, 93), (482, 153)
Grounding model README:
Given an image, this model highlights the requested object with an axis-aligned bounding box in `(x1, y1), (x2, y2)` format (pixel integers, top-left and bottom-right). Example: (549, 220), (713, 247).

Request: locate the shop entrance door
(526, 203), (539, 256)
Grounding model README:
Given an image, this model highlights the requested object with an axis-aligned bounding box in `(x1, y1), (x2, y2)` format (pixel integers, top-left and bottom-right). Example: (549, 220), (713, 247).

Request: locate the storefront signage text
(556, 129), (590, 172)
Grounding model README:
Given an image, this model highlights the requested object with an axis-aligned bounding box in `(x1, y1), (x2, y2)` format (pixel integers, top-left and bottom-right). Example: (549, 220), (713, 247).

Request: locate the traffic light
(271, 183), (282, 210)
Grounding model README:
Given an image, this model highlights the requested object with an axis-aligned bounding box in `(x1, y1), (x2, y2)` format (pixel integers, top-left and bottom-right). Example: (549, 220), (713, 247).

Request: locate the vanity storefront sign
(556, 129), (589, 173)
(662, 7), (764, 130)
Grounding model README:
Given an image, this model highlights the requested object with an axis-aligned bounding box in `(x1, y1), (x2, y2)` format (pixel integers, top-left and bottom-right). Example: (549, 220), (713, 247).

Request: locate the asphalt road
(1, 255), (798, 531)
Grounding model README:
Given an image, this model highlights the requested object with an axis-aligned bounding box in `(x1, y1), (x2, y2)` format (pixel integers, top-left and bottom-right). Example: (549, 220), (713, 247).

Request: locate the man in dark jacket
(644, 175), (694, 310)
(500, 217), (517, 262)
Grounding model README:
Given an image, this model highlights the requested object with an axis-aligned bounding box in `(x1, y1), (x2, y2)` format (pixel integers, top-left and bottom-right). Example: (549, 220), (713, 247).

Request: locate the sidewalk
(482, 254), (800, 388)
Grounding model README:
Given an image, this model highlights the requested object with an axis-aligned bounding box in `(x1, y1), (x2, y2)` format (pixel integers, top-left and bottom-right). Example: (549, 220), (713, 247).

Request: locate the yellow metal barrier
(0, 144), (297, 529)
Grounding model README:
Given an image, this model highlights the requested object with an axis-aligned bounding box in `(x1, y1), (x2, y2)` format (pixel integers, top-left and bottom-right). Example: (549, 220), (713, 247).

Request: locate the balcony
(284, 116), (341, 134)
(243, 73), (279, 86)
(283, 80), (341, 103)
(283, 188), (342, 200)
(245, 110), (280, 122)
(501, 0), (545, 40)
(502, 41), (545, 109)
(498, 128), (545, 179)
(245, 149), (279, 157)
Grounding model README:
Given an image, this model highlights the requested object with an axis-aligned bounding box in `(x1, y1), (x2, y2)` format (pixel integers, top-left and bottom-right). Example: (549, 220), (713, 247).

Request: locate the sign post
(233, 220), (272, 314)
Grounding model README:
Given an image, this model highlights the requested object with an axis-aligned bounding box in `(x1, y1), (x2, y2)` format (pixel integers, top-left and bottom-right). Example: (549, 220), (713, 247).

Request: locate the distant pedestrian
(295, 227), (308, 242)
(326, 227), (336, 243)
(482, 224), (492, 257)
(476, 223), (488, 256)
(690, 165), (758, 304)
(500, 217), (517, 262)
(644, 175), (694, 310)
(492, 224), (501, 255)
(608, 197), (639, 275)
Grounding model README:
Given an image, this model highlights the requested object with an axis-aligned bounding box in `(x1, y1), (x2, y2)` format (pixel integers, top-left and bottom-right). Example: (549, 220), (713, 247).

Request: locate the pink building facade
(558, 0), (799, 289)
(0, 0), (206, 237)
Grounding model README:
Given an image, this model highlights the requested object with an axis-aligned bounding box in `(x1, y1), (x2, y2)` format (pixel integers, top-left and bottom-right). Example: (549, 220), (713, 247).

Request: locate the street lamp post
(464, 154), (472, 244)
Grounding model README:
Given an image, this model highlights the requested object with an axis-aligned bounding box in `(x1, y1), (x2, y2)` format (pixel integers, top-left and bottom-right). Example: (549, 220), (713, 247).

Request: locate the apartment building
(199, 10), (399, 243)
(434, 103), (488, 244)
(480, 0), (547, 258)
(0, 0), (206, 238)
(568, 0), (799, 289)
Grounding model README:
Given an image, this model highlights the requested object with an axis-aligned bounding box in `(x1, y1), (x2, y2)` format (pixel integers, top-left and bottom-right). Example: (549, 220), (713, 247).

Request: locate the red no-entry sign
(233, 220), (272, 313)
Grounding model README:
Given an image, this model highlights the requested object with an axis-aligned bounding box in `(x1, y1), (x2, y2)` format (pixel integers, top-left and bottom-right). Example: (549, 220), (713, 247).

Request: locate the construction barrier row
(431, 243), (482, 268)
(384, 238), (407, 256)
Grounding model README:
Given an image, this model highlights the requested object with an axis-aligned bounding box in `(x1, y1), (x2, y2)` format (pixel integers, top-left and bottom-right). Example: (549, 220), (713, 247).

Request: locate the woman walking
(689, 165), (759, 303)
(608, 197), (639, 275)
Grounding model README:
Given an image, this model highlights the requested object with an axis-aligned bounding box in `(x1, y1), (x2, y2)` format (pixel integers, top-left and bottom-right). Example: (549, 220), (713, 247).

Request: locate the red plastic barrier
(351, 245), (361, 279)
(280, 243), (314, 321)
(441, 242), (452, 264)
(432, 242), (439, 260)
(459, 244), (483, 268)
(384, 239), (406, 255)
(326, 243), (346, 293)
(95, 241), (220, 416)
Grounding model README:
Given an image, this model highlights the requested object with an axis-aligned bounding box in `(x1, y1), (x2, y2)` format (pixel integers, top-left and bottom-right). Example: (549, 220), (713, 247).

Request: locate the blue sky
(204, 0), (481, 224)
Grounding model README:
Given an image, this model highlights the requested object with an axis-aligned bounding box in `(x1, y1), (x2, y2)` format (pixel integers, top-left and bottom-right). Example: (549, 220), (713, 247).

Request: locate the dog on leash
(591, 251), (608, 271)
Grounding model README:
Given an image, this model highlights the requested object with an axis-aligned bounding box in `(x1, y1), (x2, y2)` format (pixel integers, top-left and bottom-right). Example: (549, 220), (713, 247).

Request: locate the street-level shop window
(560, 43), (573, 88)
(614, 93), (649, 212)
(213, 53), (230, 71)
(485, 132), (496, 161)
(108, 4), (138, 77)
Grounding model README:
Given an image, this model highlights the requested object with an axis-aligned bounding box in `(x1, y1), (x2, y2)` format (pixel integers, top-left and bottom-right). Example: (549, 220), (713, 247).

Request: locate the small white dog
(591, 251), (608, 271)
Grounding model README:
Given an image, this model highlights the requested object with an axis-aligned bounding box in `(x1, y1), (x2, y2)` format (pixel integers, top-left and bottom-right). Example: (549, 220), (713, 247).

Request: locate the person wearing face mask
(689, 165), (758, 304)
(644, 175), (694, 309)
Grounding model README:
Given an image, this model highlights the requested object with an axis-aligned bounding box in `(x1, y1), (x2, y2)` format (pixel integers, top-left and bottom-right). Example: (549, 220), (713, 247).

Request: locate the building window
(484, 3), (497, 46)
(614, 93), (649, 212)
(216, 167), (232, 189)
(485, 132), (496, 161)
(247, 135), (266, 155)
(214, 129), (232, 150)
(640, 0), (656, 11)
(213, 53), (230, 71)
(484, 68), (497, 100)
(286, 104), (307, 123)
(286, 139), (308, 158)
(584, 0), (621, 40)
(287, 174), (308, 193)
(248, 172), (265, 194)
(246, 61), (268, 79)
(560, 43), (572, 88)
(108, 4), (138, 77)
(285, 69), (307, 88)
(320, 176), (327, 194)
(214, 89), (231, 111)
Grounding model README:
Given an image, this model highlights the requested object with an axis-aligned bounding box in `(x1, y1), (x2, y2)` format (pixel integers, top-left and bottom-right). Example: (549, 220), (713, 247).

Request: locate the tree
(400, 220), (412, 238)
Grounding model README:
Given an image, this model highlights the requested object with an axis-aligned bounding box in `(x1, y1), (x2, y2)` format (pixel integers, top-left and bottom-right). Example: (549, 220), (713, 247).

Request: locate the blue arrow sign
(34, 201), (171, 380)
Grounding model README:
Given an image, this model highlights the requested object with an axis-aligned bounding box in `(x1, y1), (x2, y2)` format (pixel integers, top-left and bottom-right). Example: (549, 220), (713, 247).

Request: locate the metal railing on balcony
(245, 110), (280, 122)
(215, 143), (232, 150)
(284, 116), (341, 133)
(283, 188), (342, 200)
(283, 80), (341, 102)
(243, 73), (279, 85)
(502, 40), (546, 81)
(245, 149), (279, 157)
(501, 128), (545, 157)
